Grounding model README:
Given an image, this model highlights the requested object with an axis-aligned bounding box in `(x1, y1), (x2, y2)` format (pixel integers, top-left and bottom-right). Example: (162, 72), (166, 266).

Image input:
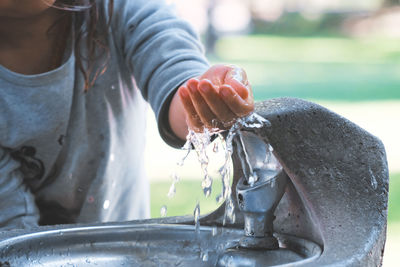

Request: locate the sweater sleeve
(110, 0), (210, 147)
(0, 147), (40, 229)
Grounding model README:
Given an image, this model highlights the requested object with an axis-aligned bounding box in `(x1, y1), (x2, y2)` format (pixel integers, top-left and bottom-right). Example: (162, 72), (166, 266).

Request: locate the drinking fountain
(235, 168), (288, 250)
(0, 98), (389, 266)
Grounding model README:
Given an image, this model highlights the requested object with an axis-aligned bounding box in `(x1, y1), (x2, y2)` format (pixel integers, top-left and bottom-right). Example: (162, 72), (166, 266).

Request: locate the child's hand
(178, 64), (254, 132)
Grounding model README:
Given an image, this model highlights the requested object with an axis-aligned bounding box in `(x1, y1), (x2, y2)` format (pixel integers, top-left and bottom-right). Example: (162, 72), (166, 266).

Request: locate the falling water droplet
(103, 200), (110, 210)
(202, 251), (209, 262)
(216, 194), (224, 204)
(177, 136), (193, 166)
(231, 212), (236, 223)
(248, 173), (258, 187)
(194, 202), (201, 236)
(167, 183), (176, 199)
(224, 195), (236, 225)
(111, 85), (116, 90)
(212, 226), (218, 236)
(160, 205), (167, 217)
(203, 188), (211, 198)
(167, 172), (180, 199)
(201, 175), (213, 197)
(268, 144), (274, 152)
(172, 172), (180, 183)
(194, 203), (200, 220)
(213, 142), (219, 153)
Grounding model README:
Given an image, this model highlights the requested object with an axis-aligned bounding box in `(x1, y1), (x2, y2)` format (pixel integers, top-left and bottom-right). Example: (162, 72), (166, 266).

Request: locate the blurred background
(144, 0), (400, 266)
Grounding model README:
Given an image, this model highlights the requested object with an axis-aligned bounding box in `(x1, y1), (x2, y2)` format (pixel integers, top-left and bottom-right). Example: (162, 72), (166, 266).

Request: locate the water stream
(162, 113), (269, 225)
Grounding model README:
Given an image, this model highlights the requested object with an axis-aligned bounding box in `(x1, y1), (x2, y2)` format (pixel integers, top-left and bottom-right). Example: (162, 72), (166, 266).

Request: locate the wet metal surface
(0, 224), (320, 266)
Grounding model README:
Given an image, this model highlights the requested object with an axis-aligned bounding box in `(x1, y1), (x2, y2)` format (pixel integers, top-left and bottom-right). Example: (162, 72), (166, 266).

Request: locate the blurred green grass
(151, 172), (399, 220)
(216, 35), (400, 63)
(211, 35), (400, 101)
(389, 173), (400, 222)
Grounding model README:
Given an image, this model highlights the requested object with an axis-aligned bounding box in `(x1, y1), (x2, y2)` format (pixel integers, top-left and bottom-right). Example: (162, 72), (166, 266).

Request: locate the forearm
(168, 90), (189, 141)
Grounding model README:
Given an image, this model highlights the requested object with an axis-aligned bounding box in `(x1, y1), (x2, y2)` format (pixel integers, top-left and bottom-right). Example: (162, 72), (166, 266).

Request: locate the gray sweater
(0, 0), (209, 229)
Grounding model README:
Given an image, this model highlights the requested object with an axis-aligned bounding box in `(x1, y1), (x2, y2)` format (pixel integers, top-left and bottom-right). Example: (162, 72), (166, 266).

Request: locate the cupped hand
(178, 64), (254, 132)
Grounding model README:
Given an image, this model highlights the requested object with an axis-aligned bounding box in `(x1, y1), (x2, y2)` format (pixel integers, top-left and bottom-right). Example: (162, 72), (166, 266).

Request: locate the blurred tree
(205, 0), (218, 55)
(384, 0), (400, 6)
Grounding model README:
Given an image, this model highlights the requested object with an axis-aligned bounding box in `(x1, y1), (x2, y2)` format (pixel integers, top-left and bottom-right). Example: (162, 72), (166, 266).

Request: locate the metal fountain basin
(0, 223), (321, 267)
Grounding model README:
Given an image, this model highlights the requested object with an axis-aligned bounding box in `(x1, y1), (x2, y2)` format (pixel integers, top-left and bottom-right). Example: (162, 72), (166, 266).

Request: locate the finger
(178, 86), (203, 132)
(199, 64), (228, 86)
(225, 66), (251, 99)
(186, 77), (200, 89)
(187, 79), (218, 129)
(198, 79), (237, 124)
(219, 84), (254, 117)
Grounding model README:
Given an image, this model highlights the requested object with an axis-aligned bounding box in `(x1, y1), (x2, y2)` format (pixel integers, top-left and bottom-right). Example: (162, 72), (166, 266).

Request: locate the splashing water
(160, 205), (167, 217)
(222, 113), (268, 223)
(167, 172), (180, 199)
(213, 142), (219, 153)
(177, 143), (191, 167)
(201, 175), (213, 197)
(167, 183), (176, 199)
(166, 112), (269, 229)
(194, 129), (214, 197)
(212, 226), (218, 236)
(237, 130), (258, 186)
(168, 129), (215, 201)
(215, 193), (224, 204)
(103, 200), (110, 210)
(185, 113), (268, 225)
(165, 128), (216, 205)
(201, 251), (209, 262)
(194, 201), (201, 237)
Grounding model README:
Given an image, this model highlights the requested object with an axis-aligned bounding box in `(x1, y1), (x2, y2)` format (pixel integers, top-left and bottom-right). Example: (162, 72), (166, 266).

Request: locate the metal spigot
(236, 167), (288, 250)
(231, 131), (288, 249)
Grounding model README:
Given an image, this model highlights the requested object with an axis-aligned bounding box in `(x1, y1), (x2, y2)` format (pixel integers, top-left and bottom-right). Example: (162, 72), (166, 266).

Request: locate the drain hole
(238, 193), (243, 204)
